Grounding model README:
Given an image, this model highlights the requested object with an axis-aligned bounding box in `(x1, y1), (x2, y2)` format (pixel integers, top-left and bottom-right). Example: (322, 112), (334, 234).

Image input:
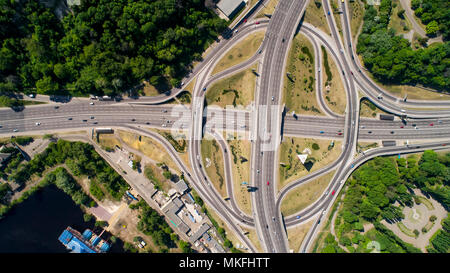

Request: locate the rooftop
(217, 0), (245, 18)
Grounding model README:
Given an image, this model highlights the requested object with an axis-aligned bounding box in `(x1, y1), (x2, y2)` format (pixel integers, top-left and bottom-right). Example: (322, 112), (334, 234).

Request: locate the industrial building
(161, 197), (191, 235)
(189, 223), (211, 244)
(175, 179), (189, 195)
(216, 0), (245, 20)
(58, 226), (110, 253)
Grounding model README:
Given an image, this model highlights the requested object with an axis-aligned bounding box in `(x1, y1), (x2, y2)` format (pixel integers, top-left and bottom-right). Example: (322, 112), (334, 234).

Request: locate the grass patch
(97, 134), (121, 151)
(357, 142), (378, 152)
(330, 0), (344, 42)
(278, 137), (342, 191)
(397, 222), (416, 238)
(304, 0), (332, 36)
(363, 70), (450, 100)
(415, 196), (434, 210)
(359, 98), (390, 118)
(349, 0), (365, 40)
(211, 31), (265, 75)
(322, 46), (346, 115)
(201, 136), (226, 198)
(226, 138), (252, 215)
(143, 163), (172, 192)
(206, 65), (257, 108)
(283, 33), (323, 116)
(256, 0), (279, 18)
(388, 0), (412, 35)
(118, 130), (180, 174)
(281, 171), (336, 216)
(287, 219), (315, 253)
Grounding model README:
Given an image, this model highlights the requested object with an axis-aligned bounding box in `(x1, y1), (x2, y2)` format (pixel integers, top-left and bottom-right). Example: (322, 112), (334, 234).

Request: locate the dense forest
(0, 0), (227, 97)
(326, 150), (450, 253)
(357, 0), (450, 91)
(411, 0), (450, 40)
(7, 139), (128, 201)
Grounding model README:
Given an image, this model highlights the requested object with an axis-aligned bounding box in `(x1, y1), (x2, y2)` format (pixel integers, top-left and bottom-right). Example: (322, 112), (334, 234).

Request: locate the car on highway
(337, 132), (342, 135)
(82, 119), (87, 122)
(282, 38), (285, 42)
(35, 122), (41, 126)
(256, 169), (260, 173)
(162, 123), (166, 127)
(438, 120), (442, 123)
(368, 131), (372, 134)
(90, 102), (94, 105)
(131, 118), (136, 121)
(93, 121), (98, 124)
(146, 122), (150, 125)
(54, 106), (59, 109)
(68, 117), (72, 120)
(390, 131), (394, 134)
(350, 71), (353, 75)
(267, 181), (270, 185)
(203, 87), (206, 91)
(234, 29), (238, 33)
(325, 190), (329, 195)
(429, 123), (434, 126)
(361, 125), (365, 129)
(244, 19), (247, 23)
(332, 190), (335, 195)
(340, 180), (344, 184)
(320, 131), (324, 134)
(296, 215), (301, 219)
(271, 96), (274, 101)
(400, 126), (404, 128)
(415, 126), (418, 130)
(322, 210), (326, 215)
(13, 129), (18, 132)
(351, 163), (354, 168)
(90, 116), (94, 119)
(327, 11), (330, 15)
(255, 21), (260, 25)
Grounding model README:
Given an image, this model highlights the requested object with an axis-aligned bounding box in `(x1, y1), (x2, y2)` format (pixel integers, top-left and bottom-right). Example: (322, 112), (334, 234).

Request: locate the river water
(0, 184), (123, 253)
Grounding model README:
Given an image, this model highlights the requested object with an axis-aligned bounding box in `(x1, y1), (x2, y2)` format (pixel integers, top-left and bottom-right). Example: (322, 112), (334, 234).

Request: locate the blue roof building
(58, 227), (110, 253)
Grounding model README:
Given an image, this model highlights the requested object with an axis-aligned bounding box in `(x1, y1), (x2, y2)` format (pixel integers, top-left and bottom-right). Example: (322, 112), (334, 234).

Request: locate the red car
(244, 19), (247, 23)
(400, 126), (404, 128)
(430, 123), (434, 126)
(255, 21), (260, 25)
(267, 181), (270, 185)
(337, 132), (343, 135)
(332, 190), (335, 196)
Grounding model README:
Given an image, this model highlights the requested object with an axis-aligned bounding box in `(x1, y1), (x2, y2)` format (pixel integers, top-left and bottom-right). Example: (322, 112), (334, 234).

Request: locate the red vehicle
(267, 181), (270, 185)
(332, 190), (335, 196)
(255, 21), (260, 25)
(430, 123), (434, 126)
(337, 132), (343, 135)
(400, 126), (404, 128)
(244, 19), (247, 23)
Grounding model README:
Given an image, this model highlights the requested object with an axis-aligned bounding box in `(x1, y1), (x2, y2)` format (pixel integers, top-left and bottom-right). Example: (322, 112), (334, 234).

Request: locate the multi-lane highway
(1, 0), (449, 253)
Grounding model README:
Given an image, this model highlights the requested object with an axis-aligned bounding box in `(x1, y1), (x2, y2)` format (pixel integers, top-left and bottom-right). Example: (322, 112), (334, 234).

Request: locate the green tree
(426, 21), (439, 36)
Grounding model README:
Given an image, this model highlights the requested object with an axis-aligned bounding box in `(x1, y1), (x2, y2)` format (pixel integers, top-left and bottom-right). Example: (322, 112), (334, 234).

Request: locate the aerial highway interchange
(1, 0), (449, 253)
